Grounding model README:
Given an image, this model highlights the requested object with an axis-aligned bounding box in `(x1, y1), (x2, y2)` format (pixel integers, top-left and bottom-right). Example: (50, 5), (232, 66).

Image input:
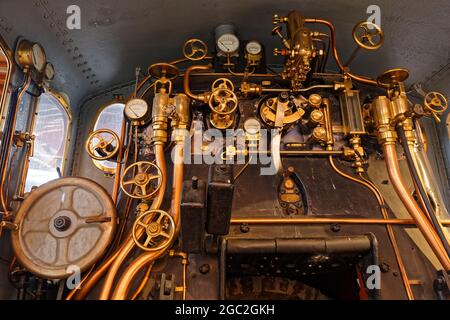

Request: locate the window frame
(90, 98), (125, 175)
(25, 88), (72, 190)
(0, 35), (14, 134)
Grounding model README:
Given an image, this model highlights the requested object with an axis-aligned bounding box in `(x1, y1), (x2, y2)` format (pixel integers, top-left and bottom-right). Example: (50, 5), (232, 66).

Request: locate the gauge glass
(244, 118), (261, 135)
(246, 41), (262, 55)
(125, 98), (148, 120)
(44, 63), (55, 80)
(217, 34), (239, 54)
(32, 43), (46, 72)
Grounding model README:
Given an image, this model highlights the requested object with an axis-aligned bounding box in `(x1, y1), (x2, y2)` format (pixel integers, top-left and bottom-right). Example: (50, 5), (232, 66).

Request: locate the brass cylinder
(173, 94), (191, 128)
(391, 95), (410, 118)
(371, 96), (397, 145)
(151, 93), (170, 144)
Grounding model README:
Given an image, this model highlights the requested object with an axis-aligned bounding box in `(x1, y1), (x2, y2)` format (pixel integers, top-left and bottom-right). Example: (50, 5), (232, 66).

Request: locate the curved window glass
(25, 92), (71, 191)
(92, 102), (124, 173)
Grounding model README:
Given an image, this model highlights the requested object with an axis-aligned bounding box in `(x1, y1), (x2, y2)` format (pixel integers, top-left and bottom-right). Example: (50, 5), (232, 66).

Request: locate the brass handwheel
(132, 209), (175, 251)
(120, 161), (163, 199)
(211, 78), (235, 92)
(208, 88), (238, 115)
(424, 91), (448, 114)
(85, 129), (120, 161)
(183, 38), (208, 61)
(352, 21), (384, 50)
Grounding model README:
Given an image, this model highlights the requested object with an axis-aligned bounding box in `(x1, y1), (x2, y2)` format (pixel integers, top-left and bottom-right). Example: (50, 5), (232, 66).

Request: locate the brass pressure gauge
(15, 39), (47, 72)
(44, 62), (55, 81)
(215, 24), (240, 57)
(245, 41), (262, 66)
(125, 98), (149, 124)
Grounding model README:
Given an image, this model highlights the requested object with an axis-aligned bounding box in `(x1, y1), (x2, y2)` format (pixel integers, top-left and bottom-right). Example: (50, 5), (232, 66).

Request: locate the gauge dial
(44, 62), (55, 81)
(32, 43), (46, 72)
(125, 98), (149, 121)
(244, 118), (261, 135)
(217, 34), (240, 54)
(245, 41), (262, 55)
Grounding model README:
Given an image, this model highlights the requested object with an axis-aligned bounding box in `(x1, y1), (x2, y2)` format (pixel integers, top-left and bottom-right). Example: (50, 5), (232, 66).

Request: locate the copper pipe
(111, 118), (127, 203)
(99, 143), (167, 299)
(0, 74), (31, 217)
(130, 262), (153, 300)
(383, 143), (450, 270)
(191, 72), (277, 77)
(135, 75), (152, 96)
(304, 18), (380, 87)
(357, 173), (414, 300)
(231, 217), (450, 225)
(67, 125), (134, 300)
(111, 142), (184, 299)
(170, 56), (213, 65)
(183, 64), (212, 102)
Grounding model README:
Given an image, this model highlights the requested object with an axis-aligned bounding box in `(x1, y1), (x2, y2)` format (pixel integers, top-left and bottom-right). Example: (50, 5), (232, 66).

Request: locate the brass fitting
(240, 82), (262, 96)
(173, 94), (191, 129)
(151, 93), (170, 145)
(311, 126), (327, 143)
(371, 96), (397, 145)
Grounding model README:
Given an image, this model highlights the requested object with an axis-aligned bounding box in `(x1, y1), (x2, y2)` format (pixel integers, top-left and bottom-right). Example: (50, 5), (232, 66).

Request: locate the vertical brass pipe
(322, 97), (334, 147)
(111, 118), (127, 203)
(383, 144), (450, 270)
(98, 143), (167, 299)
(111, 141), (184, 299)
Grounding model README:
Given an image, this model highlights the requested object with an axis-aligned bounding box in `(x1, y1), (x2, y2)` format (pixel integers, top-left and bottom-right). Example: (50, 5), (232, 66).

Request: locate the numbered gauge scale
(124, 98), (149, 125)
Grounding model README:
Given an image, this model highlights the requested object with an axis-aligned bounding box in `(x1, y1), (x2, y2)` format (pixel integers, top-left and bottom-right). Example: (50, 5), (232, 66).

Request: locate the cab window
(25, 92), (71, 191)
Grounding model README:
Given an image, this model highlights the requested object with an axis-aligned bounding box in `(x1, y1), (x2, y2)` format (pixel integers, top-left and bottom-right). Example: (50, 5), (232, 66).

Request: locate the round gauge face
(125, 98), (148, 121)
(44, 62), (55, 81)
(244, 118), (261, 135)
(31, 43), (46, 72)
(217, 34), (239, 54)
(246, 41), (262, 55)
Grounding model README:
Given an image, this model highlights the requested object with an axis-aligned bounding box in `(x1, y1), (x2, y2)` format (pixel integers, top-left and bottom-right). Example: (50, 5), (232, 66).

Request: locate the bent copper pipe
(98, 143), (167, 299)
(383, 143), (450, 270)
(183, 64), (212, 102)
(111, 142), (184, 299)
(304, 18), (380, 87)
(329, 155), (413, 298)
(71, 144), (167, 300)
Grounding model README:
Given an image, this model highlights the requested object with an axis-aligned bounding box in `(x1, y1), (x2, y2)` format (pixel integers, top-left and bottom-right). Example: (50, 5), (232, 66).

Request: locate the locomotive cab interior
(1, 1), (450, 301)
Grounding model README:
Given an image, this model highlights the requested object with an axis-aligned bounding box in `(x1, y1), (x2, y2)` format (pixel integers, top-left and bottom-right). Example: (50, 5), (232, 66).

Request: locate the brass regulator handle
(132, 209), (175, 252)
(182, 38), (208, 61)
(85, 129), (120, 161)
(120, 161), (163, 199)
(352, 21), (384, 50)
(208, 88), (238, 116)
(211, 78), (234, 92)
(424, 91), (448, 114)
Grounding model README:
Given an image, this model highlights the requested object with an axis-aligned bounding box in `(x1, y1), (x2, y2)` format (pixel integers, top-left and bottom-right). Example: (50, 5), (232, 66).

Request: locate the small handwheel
(132, 210), (175, 251)
(183, 38), (208, 61)
(85, 129), (120, 161)
(148, 63), (179, 80)
(352, 21), (384, 50)
(208, 88), (238, 115)
(120, 161), (163, 199)
(424, 92), (448, 114)
(211, 78), (234, 92)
